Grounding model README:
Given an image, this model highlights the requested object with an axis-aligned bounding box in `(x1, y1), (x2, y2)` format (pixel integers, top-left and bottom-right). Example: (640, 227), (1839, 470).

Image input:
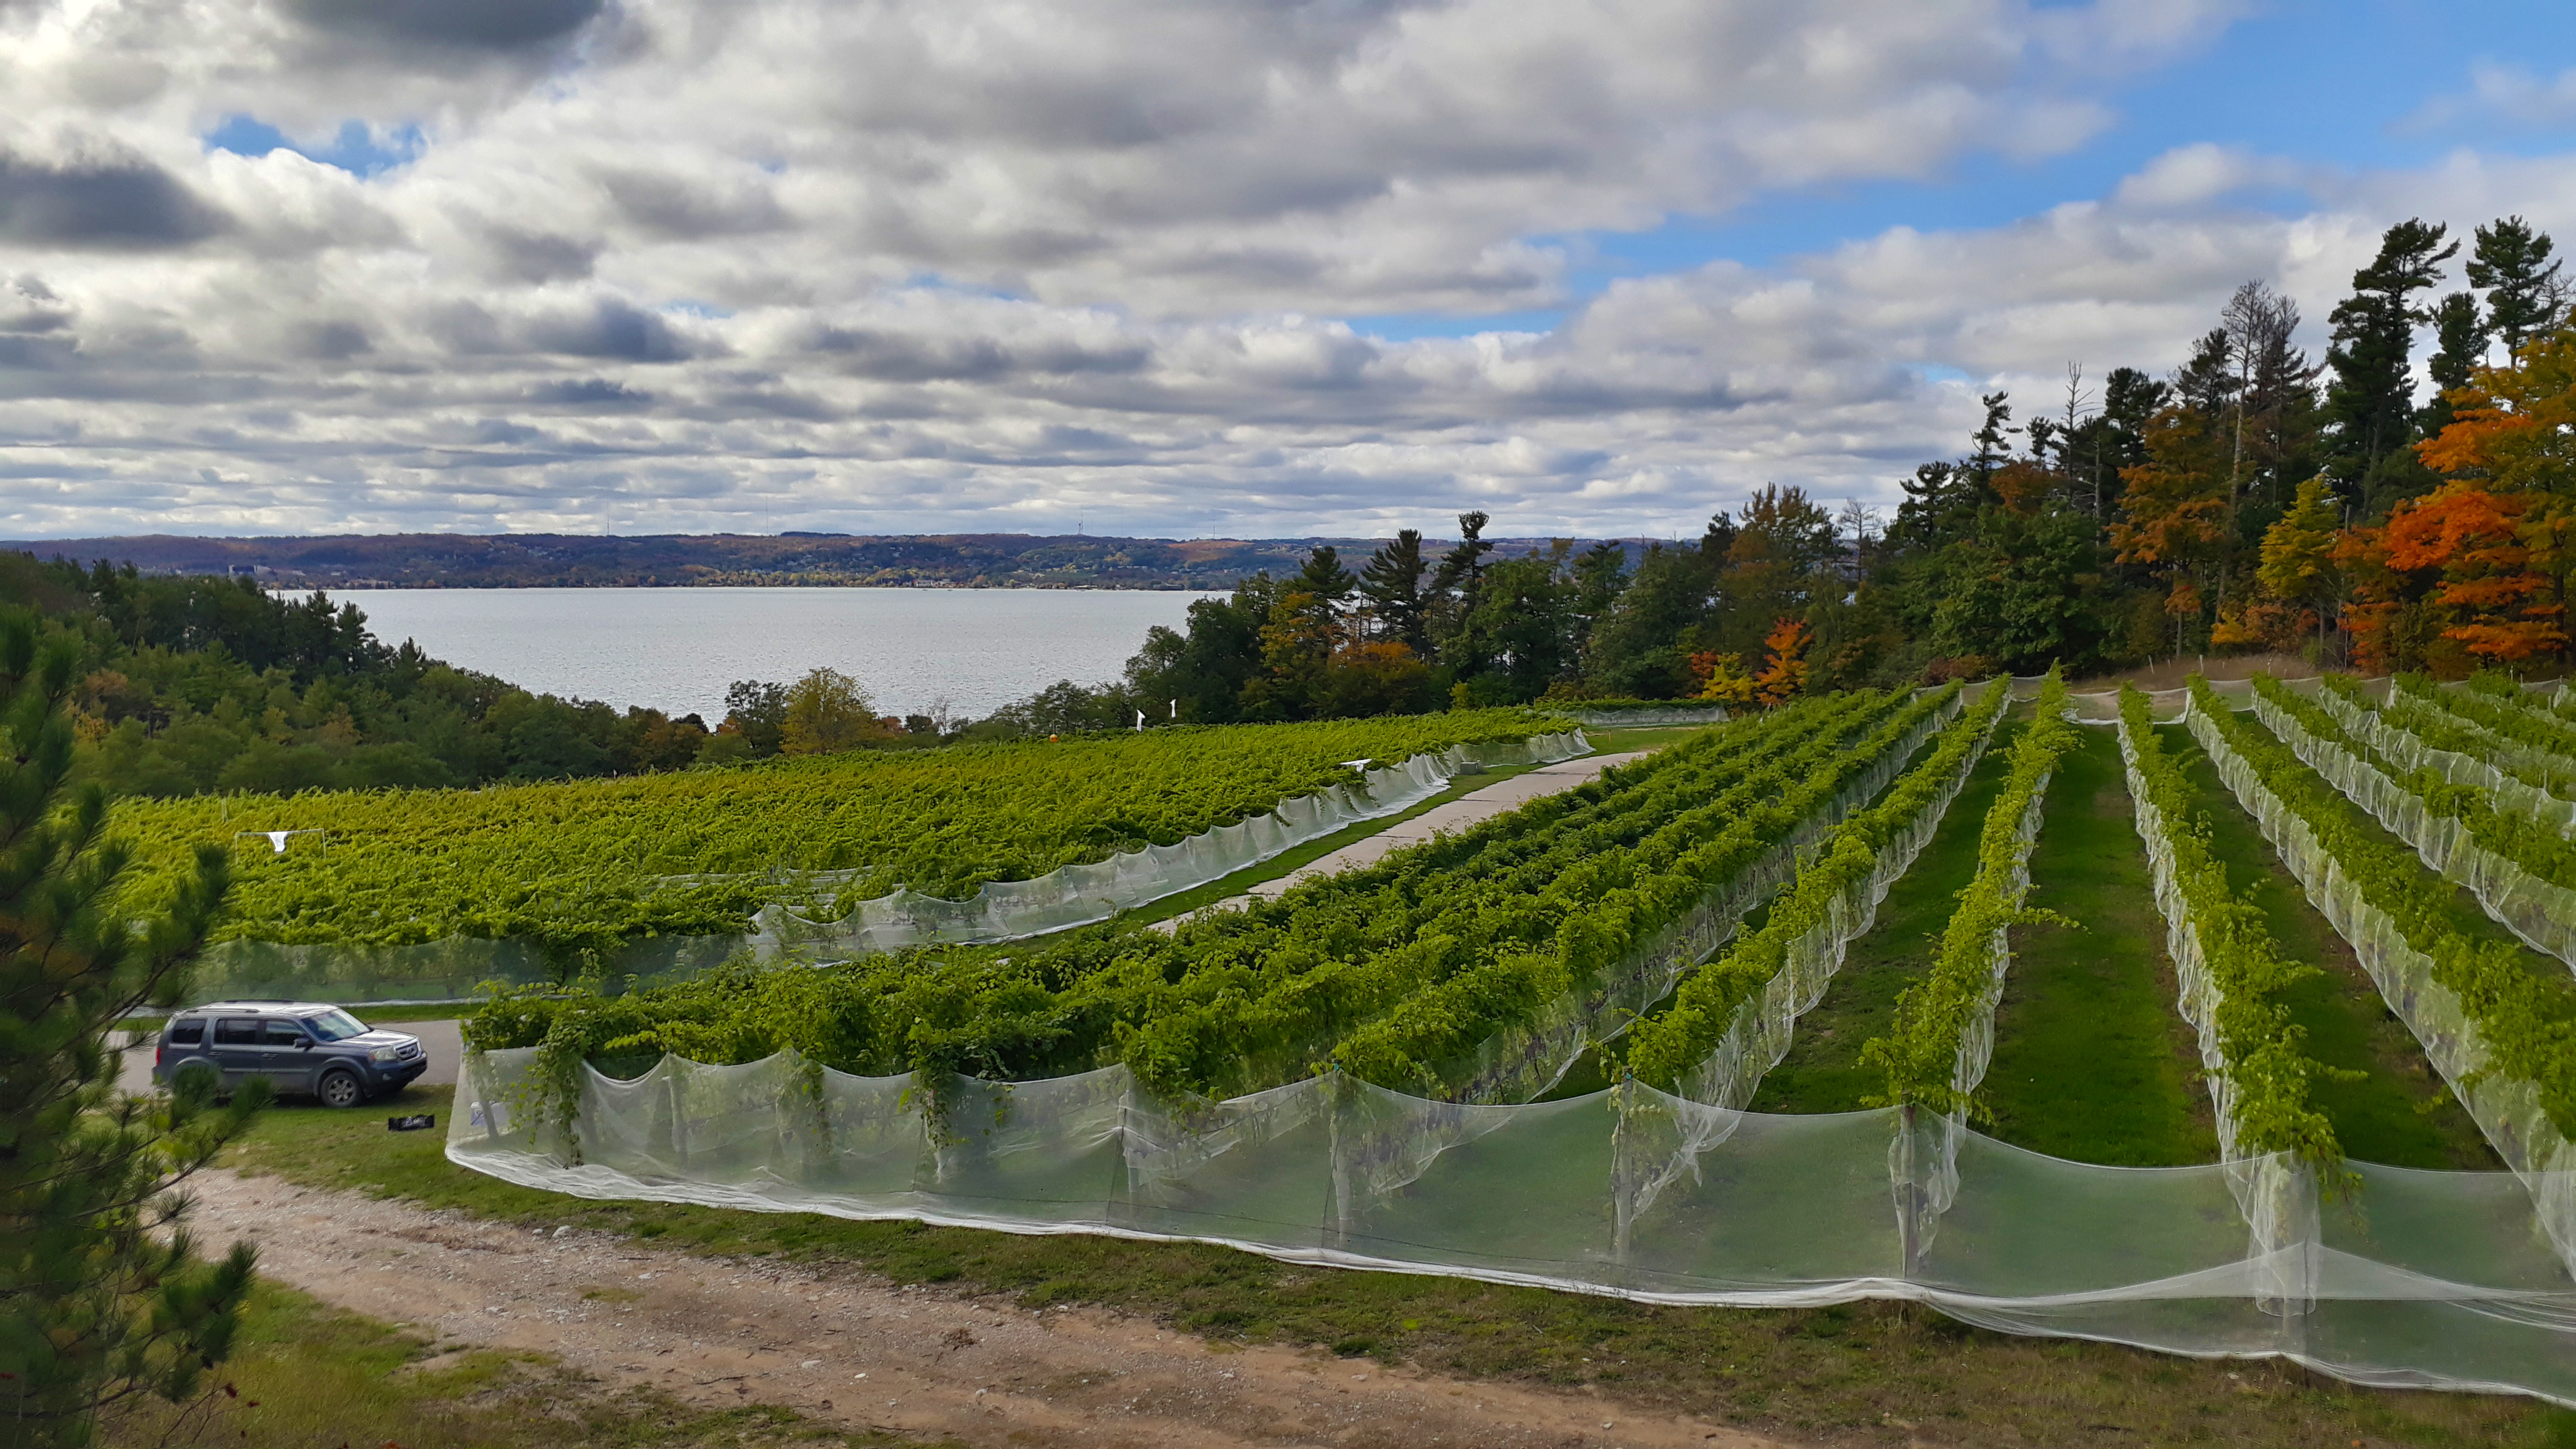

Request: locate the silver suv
(154, 1001), (429, 1108)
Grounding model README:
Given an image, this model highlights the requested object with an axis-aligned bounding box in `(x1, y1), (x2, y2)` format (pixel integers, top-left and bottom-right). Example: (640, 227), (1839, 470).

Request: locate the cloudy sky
(2, 0), (2572, 541)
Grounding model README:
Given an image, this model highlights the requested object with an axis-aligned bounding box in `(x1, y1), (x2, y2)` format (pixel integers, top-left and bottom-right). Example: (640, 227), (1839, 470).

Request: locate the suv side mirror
(296, 1039), (313, 1050)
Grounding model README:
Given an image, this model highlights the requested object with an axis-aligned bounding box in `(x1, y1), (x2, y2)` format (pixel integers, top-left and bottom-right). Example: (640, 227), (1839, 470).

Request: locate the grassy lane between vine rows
(1978, 724), (2218, 1166)
(2159, 723), (2502, 1171)
(1745, 724), (2022, 1115)
(207, 1091), (2563, 1449)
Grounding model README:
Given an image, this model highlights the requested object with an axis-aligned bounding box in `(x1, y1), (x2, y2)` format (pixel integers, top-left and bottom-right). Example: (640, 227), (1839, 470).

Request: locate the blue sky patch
(203, 116), (425, 177)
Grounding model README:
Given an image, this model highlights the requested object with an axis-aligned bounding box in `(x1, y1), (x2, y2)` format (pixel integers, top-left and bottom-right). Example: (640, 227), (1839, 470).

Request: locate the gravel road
(183, 1168), (1790, 1449)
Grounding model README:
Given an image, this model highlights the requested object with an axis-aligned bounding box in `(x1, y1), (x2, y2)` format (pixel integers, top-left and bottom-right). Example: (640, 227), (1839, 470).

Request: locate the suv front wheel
(316, 1068), (366, 1108)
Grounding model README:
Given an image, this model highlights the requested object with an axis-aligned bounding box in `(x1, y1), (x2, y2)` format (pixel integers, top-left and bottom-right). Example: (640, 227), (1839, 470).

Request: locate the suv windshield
(305, 1008), (368, 1042)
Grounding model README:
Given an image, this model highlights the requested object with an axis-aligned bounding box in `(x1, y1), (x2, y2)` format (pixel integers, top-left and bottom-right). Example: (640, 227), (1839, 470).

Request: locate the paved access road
(1156, 750), (1652, 923)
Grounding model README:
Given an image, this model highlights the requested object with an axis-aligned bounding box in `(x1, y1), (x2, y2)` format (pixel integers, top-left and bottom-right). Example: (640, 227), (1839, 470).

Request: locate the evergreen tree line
(2, 558), (729, 796)
(1004, 213), (2573, 729)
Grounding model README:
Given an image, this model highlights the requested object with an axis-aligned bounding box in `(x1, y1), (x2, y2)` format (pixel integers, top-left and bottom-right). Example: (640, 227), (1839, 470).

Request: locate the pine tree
(1567, 540), (1628, 673)
(1427, 512), (1495, 670)
(1292, 545), (1357, 608)
(0, 608), (264, 1449)
(2419, 290), (2487, 440)
(1356, 530), (1427, 654)
(2170, 328), (2237, 417)
(2467, 215), (2567, 358)
(2325, 218), (2457, 500)
(1965, 391), (2016, 496)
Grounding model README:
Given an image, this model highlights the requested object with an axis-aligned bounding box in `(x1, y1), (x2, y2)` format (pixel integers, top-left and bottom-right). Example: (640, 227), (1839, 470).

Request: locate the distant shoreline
(4, 530), (1647, 593)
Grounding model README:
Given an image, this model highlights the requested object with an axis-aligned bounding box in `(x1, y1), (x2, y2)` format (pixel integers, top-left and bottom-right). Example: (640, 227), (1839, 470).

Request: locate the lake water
(344, 588), (1222, 721)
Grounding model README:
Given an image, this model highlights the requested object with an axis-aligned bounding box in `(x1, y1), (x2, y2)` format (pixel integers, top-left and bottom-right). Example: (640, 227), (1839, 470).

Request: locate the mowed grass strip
(2160, 723), (2502, 1171)
(1979, 724), (2217, 1166)
(1748, 724), (2023, 1114)
(214, 1091), (2561, 1449)
(98, 1277), (933, 1449)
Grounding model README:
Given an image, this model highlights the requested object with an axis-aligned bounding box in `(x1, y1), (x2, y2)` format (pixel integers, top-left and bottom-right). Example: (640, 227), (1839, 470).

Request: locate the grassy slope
(212, 1091), (2560, 1449)
(99, 1277), (933, 1449)
(1746, 724), (2022, 1113)
(1978, 725), (2218, 1167)
(2160, 723), (2502, 1171)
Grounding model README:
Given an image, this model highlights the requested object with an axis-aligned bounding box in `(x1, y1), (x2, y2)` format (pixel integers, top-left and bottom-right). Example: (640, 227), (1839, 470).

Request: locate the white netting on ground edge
(451, 1044), (2576, 1405)
(2185, 701), (2576, 1281)
(748, 731), (1593, 958)
(1888, 759), (2052, 1268)
(2248, 687), (2576, 974)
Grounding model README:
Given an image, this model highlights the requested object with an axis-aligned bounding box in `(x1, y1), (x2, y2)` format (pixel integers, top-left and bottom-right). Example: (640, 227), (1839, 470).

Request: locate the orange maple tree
(1752, 618), (1810, 707)
(2416, 327), (2576, 490)
(2361, 482), (2565, 665)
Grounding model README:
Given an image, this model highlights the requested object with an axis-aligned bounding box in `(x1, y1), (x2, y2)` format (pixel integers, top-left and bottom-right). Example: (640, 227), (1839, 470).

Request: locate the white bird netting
(1392, 688), (1968, 1105)
(2248, 685), (2576, 974)
(2186, 700), (2576, 1282)
(1671, 695), (2002, 1111)
(2119, 712), (2314, 1292)
(439, 688), (2576, 1404)
(2309, 677), (2576, 839)
(451, 1044), (2576, 1405)
(190, 732), (1588, 1006)
(1881, 756), (2052, 1269)
(748, 731), (1592, 959)
(2394, 680), (2576, 801)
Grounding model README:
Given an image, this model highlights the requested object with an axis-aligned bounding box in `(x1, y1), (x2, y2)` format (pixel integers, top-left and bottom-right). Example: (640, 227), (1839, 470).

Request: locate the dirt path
(188, 1168), (1792, 1449)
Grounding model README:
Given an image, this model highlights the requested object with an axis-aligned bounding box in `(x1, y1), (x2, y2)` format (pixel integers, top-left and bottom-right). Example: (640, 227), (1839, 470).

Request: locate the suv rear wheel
(316, 1068), (365, 1108)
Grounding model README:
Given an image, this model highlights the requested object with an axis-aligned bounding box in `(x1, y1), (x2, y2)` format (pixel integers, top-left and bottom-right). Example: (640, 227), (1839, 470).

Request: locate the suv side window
(212, 1018), (260, 1047)
(167, 1020), (203, 1046)
(262, 1020), (308, 1048)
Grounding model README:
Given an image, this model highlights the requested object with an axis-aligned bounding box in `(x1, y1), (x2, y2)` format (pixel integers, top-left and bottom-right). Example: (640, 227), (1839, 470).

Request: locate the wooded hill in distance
(0, 530), (1599, 591)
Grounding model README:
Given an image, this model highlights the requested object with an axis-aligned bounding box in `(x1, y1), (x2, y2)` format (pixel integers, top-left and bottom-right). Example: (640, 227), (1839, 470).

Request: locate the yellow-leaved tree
(780, 667), (892, 754)
(2256, 475), (2343, 649)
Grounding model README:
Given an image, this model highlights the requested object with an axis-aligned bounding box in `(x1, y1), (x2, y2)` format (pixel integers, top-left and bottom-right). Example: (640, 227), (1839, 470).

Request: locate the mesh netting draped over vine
(2183, 698), (2576, 1282)
(442, 683), (2576, 1405)
(188, 732), (1586, 1006)
(451, 1049), (2576, 1405)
